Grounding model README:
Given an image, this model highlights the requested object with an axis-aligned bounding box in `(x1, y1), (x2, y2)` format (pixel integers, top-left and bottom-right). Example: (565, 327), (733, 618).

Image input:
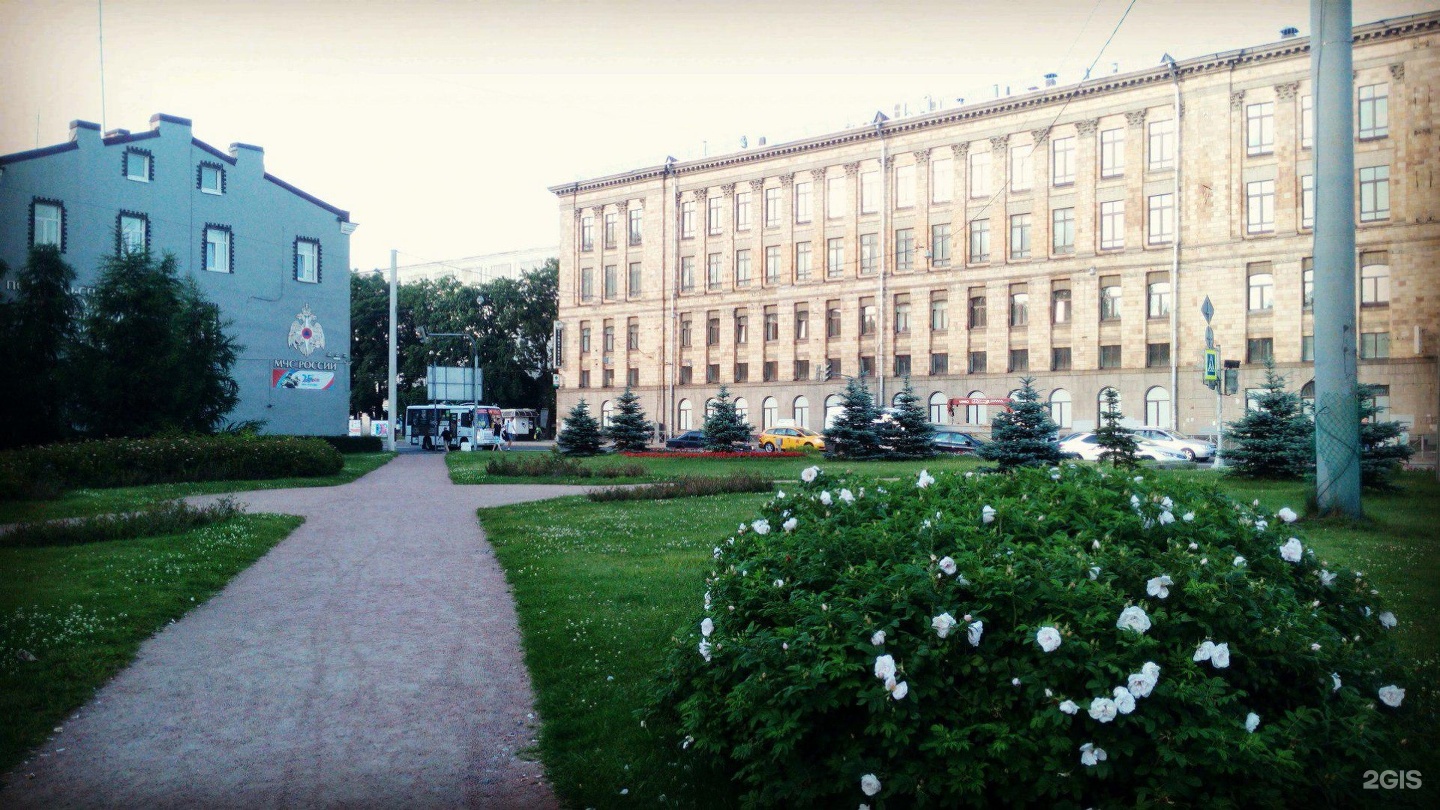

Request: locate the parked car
(1133, 427), (1216, 461)
(1057, 431), (1188, 461)
(758, 426), (825, 452)
(930, 427), (988, 455)
(664, 430), (708, 450)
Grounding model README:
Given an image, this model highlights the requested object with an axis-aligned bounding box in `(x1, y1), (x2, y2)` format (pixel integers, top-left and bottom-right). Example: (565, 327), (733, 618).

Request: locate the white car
(1133, 427), (1216, 462)
(1057, 431), (1188, 462)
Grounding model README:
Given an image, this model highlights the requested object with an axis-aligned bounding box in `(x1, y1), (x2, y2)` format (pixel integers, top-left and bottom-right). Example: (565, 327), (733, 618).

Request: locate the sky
(1, 0), (1432, 273)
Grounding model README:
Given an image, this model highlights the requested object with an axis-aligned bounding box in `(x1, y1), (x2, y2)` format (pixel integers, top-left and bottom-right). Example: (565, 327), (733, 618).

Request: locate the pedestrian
(502, 418), (515, 450)
(441, 426), (452, 451)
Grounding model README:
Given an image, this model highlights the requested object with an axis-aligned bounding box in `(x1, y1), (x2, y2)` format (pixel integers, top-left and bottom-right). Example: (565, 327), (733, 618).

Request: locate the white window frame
(1246, 180), (1275, 234)
(894, 164), (915, 208)
(1099, 200), (1125, 250)
(200, 164), (223, 195)
(860, 171), (879, 214)
(1009, 145), (1032, 192)
(1246, 102), (1275, 156)
(1051, 137), (1075, 185)
(33, 202), (62, 247)
(828, 176), (847, 217)
(120, 214), (147, 253)
(930, 157), (953, 203)
(125, 150), (150, 182)
(1359, 166), (1390, 222)
(794, 181), (813, 223)
(296, 239), (320, 283)
(968, 151), (990, 199)
(1147, 119), (1175, 171)
(1357, 84), (1389, 139)
(204, 226), (231, 273)
(1099, 128), (1124, 178)
(1147, 193), (1174, 244)
(1300, 175), (1314, 229)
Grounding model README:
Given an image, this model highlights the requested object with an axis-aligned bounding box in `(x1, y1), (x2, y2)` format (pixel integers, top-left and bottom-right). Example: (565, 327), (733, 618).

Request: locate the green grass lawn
(481, 467), (1440, 809)
(0, 513), (303, 775)
(0, 452), (394, 525)
(450, 450), (988, 485)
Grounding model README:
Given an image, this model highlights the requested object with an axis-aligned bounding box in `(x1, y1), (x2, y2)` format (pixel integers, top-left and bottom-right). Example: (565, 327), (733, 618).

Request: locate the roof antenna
(98, 0), (108, 132)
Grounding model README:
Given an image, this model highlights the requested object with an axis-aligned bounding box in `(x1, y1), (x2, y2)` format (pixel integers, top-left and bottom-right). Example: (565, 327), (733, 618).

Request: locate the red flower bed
(621, 450), (805, 459)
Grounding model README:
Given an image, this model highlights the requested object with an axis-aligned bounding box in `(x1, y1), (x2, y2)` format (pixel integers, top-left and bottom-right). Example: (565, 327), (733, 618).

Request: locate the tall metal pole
(876, 120), (888, 404)
(1311, 0), (1362, 516)
(386, 250), (398, 451)
(97, 0), (107, 132)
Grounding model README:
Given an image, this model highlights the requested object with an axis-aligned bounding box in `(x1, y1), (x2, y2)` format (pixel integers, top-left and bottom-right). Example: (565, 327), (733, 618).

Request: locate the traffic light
(1223, 360), (1240, 396)
(822, 361), (834, 381)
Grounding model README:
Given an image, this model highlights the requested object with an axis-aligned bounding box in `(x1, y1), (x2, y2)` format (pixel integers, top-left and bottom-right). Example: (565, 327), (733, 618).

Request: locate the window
(895, 228), (914, 271)
(826, 302), (841, 338)
(1246, 180), (1275, 233)
(1009, 287), (1029, 327)
(735, 192), (752, 230)
(764, 307), (779, 342)
(203, 225), (232, 273)
(734, 311), (748, 344)
(1246, 102), (1275, 156)
(118, 212), (148, 254)
(706, 254), (722, 290)
(894, 354), (912, 377)
(764, 245), (780, 284)
(795, 305), (809, 340)
(735, 250), (752, 287)
(969, 219), (990, 263)
(930, 294), (948, 331)
(795, 242), (812, 282)
(859, 297), (877, 335)
(965, 390), (988, 424)
(895, 164), (915, 208)
(829, 176), (848, 217)
(1009, 349), (1029, 372)
(629, 207), (643, 245)
(825, 394), (844, 427)
(677, 399), (693, 428)
(930, 353), (949, 375)
(893, 294), (911, 334)
(680, 203), (695, 239)
(1050, 389), (1073, 429)
(1248, 267), (1274, 311)
(582, 215), (596, 250)
(1360, 253), (1390, 306)
(1302, 335), (1315, 362)
(1052, 207), (1075, 254)
(124, 148), (151, 182)
(764, 187), (780, 227)
(707, 197), (722, 235)
(626, 368), (639, 387)
(734, 363), (748, 382)
(794, 360), (810, 381)
(1010, 145), (1033, 192)
(604, 264), (618, 298)
(794, 181), (813, 223)
(1009, 214), (1031, 259)
(1097, 387), (1121, 421)
(1099, 345), (1122, 368)
(1358, 84), (1389, 139)
(31, 199), (63, 248)
(827, 238), (845, 278)
(1301, 175), (1314, 229)
(1052, 137), (1075, 185)
(1099, 283), (1122, 321)
(1099, 200), (1125, 250)
(604, 212), (618, 248)
(929, 392), (948, 424)
(858, 356), (875, 378)
(580, 324), (592, 353)
(860, 233), (878, 276)
(930, 223), (951, 267)
(968, 295), (987, 329)
(1146, 342), (1171, 368)
(1051, 347), (1072, 371)
(1052, 288), (1071, 324)
(198, 163), (224, 194)
(603, 323), (615, 353)
(706, 316), (720, 346)
(1363, 385), (1390, 415)
(761, 396), (778, 427)
(680, 257), (695, 292)
(678, 317), (691, 348)
(931, 156), (953, 203)
(627, 320), (640, 351)
(1301, 94), (1313, 149)
(579, 370), (590, 388)
(628, 262), (642, 296)
(793, 396), (810, 428)
(1360, 332), (1390, 359)
(706, 364), (720, 384)
(968, 351), (987, 374)
(968, 150), (990, 198)
(1148, 119), (1175, 170)
(1147, 280), (1171, 319)
(1359, 166), (1390, 222)
(1246, 337), (1274, 364)
(292, 234), (318, 282)
(1302, 258), (1314, 309)
(1145, 387), (1171, 429)
(1148, 193), (1174, 244)
(1100, 128), (1124, 178)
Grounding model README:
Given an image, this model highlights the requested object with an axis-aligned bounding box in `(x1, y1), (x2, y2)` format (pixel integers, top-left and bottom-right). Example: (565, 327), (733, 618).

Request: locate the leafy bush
(485, 452), (646, 479)
(319, 435), (384, 454)
(621, 451), (804, 459)
(0, 498), (243, 548)
(586, 473), (773, 502)
(652, 464), (1414, 807)
(0, 435), (342, 500)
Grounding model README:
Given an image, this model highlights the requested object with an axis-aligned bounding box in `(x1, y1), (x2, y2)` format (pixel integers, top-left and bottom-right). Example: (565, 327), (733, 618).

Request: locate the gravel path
(2, 451), (590, 808)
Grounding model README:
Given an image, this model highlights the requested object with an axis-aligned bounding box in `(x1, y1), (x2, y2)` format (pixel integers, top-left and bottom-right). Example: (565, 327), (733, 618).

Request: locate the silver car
(1134, 427), (1216, 461)
(1057, 432), (1189, 462)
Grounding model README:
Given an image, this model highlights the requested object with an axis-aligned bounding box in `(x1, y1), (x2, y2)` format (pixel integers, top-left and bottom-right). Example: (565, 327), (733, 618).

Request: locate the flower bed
(622, 450), (805, 459)
(652, 464), (1413, 807)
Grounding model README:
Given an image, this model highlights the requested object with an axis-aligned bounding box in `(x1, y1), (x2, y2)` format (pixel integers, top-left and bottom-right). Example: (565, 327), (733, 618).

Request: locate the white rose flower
(774, 578), (784, 588)
(698, 640), (712, 662)
(1045, 688), (1053, 697)
(1310, 643), (1321, 652)
(776, 490), (786, 499)
(1199, 557), (1208, 566)
(1059, 700), (1080, 715)
(1146, 574), (1174, 599)
(1277, 506), (1298, 523)
(752, 519), (771, 535)
(967, 620), (984, 647)
(860, 773), (882, 796)
(1331, 673), (1342, 692)
(1127, 671), (1156, 699)
(783, 517), (798, 532)
(939, 556), (957, 576)
(1378, 685), (1405, 708)
(890, 680), (909, 700)
(1036, 626), (1062, 653)
(1134, 475), (1144, 483)
(1051, 472), (1060, 480)
(1233, 555), (1247, 567)
(1183, 511), (1195, 522)
(1318, 569), (1336, 587)
(873, 654), (896, 682)
(1245, 712), (1261, 733)
(1279, 538), (1304, 563)
(1161, 496), (1174, 509)
(1159, 510), (1176, 525)
(701, 617), (714, 637)
(820, 491), (833, 506)
(1113, 686), (1137, 714)
(1088, 566), (1102, 581)
(839, 488), (855, 504)
(1079, 743), (1108, 767)
(801, 465), (821, 483)
(713, 546), (723, 560)
(870, 630), (886, 646)
(1379, 611), (1397, 629)
(981, 505), (996, 524)
(932, 612), (958, 639)
(1088, 697), (1118, 723)
(1193, 640), (1216, 662)
(1012, 677), (1022, 686)
(704, 590), (712, 610)
(1254, 519), (1268, 533)
(1116, 605), (1152, 634)
(916, 470), (935, 489)
(1130, 494), (1141, 509)
(1211, 642), (1231, 668)
(1253, 499), (1261, 506)
(1092, 539), (1101, 550)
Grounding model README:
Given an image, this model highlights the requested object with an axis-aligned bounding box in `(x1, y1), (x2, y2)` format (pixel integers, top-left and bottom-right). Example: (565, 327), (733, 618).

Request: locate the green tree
(1094, 387), (1139, 467)
(557, 398), (604, 456)
(824, 377), (884, 460)
(702, 386), (753, 451)
(348, 270), (390, 418)
(1225, 359), (1313, 479)
(1357, 383), (1412, 490)
(978, 376), (1064, 471)
(881, 376), (935, 459)
(3, 246), (79, 448)
(605, 386), (652, 452)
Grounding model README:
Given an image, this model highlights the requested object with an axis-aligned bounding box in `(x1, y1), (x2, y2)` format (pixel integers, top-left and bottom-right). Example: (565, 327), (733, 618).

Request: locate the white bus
(405, 404), (504, 450)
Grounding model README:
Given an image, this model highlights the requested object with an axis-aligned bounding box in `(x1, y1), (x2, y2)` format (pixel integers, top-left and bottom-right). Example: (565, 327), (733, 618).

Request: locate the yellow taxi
(758, 426), (825, 452)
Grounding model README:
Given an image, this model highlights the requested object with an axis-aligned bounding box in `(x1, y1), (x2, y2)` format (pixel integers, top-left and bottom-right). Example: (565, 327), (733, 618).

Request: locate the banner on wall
(272, 368), (335, 390)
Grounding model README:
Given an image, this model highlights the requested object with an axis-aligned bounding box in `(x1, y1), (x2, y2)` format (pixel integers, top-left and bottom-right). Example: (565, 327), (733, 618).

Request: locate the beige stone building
(550, 12), (1438, 446)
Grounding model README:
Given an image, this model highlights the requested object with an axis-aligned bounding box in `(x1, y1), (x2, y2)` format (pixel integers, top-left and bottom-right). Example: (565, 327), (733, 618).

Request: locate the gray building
(389, 246), (554, 286)
(0, 114), (356, 435)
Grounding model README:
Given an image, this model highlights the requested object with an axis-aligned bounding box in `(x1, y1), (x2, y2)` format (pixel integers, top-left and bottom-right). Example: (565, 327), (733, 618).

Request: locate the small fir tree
(824, 377), (885, 460)
(882, 376), (935, 459)
(1094, 387), (1140, 467)
(557, 399), (604, 456)
(977, 376), (1064, 471)
(1357, 384), (1412, 490)
(702, 385), (753, 451)
(1225, 359), (1314, 479)
(605, 386), (653, 452)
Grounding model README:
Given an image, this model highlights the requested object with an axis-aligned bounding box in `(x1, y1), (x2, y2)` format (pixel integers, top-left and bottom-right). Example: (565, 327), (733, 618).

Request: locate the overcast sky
(1, 0), (1430, 273)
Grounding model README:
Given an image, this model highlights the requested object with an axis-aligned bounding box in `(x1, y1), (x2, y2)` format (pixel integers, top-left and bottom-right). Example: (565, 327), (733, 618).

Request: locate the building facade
(0, 114), (355, 435)
(551, 13), (1438, 444)
(390, 246), (554, 285)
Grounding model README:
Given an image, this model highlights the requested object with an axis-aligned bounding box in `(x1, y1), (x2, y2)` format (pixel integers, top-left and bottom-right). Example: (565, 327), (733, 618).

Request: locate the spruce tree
(1225, 359), (1314, 479)
(557, 399), (604, 456)
(1094, 387), (1140, 467)
(605, 385), (653, 452)
(882, 376), (935, 459)
(1357, 383), (1412, 490)
(4, 246), (79, 448)
(978, 376), (1064, 471)
(702, 385), (753, 451)
(824, 377), (885, 460)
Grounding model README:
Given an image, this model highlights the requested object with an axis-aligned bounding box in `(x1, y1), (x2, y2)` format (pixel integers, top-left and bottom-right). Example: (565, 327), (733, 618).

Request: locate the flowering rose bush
(651, 465), (1414, 807)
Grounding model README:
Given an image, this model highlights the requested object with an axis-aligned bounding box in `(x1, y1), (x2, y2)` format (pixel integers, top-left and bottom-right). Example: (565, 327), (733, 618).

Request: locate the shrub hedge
(653, 464), (1415, 807)
(0, 498), (244, 548)
(485, 452), (646, 479)
(319, 435), (384, 454)
(586, 473), (773, 502)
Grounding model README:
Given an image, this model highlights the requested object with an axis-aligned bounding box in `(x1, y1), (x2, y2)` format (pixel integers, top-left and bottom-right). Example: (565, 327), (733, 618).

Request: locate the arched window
(734, 397), (749, 424)
(1145, 386), (1171, 428)
(1049, 388), (1073, 429)
(929, 392), (948, 424)
(1300, 380), (1315, 416)
(761, 397), (778, 430)
(824, 394), (844, 428)
(600, 400), (614, 428)
(678, 398), (693, 431)
(1098, 387), (1121, 423)
(965, 390), (987, 425)
(793, 396), (811, 429)
(705, 398), (717, 418)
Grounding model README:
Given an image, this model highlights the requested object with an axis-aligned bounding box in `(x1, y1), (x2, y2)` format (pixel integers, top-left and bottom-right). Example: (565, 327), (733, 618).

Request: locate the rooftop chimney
(1281, 26), (1299, 38)
(68, 120), (101, 146)
(1044, 72), (1058, 87)
(229, 141), (265, 175)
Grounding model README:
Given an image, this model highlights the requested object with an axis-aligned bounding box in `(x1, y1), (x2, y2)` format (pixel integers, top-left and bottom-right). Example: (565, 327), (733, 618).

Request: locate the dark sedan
(664, 430), (708, 450)
(932, 428), (987, 455)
